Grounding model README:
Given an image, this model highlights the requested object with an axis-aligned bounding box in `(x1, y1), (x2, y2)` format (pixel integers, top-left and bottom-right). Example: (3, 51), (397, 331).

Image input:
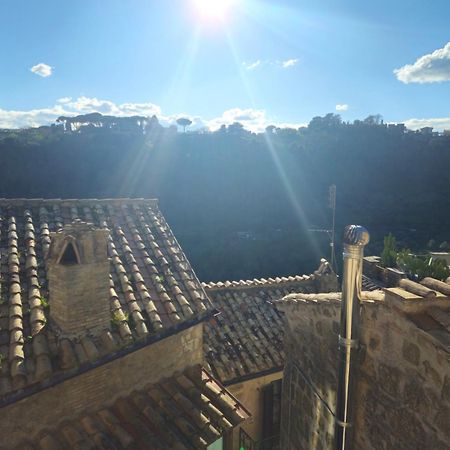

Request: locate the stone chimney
(47, 220), (110, 336)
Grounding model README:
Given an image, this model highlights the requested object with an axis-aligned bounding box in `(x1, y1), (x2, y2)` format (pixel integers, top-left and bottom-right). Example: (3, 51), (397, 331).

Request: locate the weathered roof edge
(222, 365), (284, 387)
(275, 290), (385, 311)
(0, 309), (214, 410)
(202, 258), (335, 291)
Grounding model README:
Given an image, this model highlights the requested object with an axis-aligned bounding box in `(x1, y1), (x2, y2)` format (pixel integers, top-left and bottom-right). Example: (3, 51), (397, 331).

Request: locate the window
(261, 379), (282, 449)
(239, 429), (256, 450)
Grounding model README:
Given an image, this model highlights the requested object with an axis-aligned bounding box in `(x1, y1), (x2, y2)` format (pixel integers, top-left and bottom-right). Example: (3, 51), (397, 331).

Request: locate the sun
(193, 0), (238, 20)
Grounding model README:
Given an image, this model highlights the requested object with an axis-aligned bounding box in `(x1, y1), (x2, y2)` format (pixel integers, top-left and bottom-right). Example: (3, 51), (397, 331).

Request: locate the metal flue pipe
(334, 225), (370, 450)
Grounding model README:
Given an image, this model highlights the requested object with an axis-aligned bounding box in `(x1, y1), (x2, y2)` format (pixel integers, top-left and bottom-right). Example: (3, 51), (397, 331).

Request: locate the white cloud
(402, 117), (450, 131)
(242, 58), (299, 70)
(0, 97), (305, 132)
(206, 108), (267, 131)
(394, 42), (450, 84)
(335, 104), (349, 111)
(57, 97), (72, 104)
(281, 58), (298, 68)
(243, 60), (262, 71)
(205, 108), (305, 132)
(30, 63), (53, 78)
(61, 96), (162, 117)
(0, 97), (161, 129)
(0, 106), (67, 129)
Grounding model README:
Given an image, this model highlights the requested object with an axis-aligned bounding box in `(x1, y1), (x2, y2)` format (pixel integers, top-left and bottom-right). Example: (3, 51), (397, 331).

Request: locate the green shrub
(397, 250), (450, 281)
(381, 233), (397, 267)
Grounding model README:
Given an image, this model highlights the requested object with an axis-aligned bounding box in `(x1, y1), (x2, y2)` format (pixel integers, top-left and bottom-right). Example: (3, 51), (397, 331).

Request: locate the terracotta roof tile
(0, 198), (212, 398)
(203, 261), (337, 383)
(14, 365), (249, 450)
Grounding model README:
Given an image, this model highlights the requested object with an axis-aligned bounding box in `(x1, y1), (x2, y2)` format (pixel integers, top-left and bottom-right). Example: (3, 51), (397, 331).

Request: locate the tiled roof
(15, 365), (250, 450)
(203, 260), (338, 384)
(203, 274), (319, 291)
(276, 290), (384, 308)
(0, 199), (211, 396)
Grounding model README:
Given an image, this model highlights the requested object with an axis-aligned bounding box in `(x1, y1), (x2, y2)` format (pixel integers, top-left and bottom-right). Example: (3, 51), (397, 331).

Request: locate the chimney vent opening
(58, 241), (80, 265)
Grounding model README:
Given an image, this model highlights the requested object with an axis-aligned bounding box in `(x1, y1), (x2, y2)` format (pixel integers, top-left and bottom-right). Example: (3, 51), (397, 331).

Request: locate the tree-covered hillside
(1, 113), (449, 281)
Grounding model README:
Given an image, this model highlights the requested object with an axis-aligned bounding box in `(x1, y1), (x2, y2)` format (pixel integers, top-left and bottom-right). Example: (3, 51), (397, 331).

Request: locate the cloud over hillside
(394, 42), (450, 83)
(0, 97), (305, 132)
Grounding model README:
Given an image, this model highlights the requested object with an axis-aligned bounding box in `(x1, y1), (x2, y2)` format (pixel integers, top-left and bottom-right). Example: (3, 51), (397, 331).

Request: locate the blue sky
(1, 0), (450, 130)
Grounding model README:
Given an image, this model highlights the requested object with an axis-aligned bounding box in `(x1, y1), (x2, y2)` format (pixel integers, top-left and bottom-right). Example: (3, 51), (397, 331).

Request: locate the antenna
(329, 184), (337, 272)
(307, 185), (337, 272)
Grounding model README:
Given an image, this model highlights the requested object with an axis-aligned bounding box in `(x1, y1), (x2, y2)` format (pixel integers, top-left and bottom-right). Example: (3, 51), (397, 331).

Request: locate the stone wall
(0, 323), (203, 448)
(226, 371), (283, 450)
(356, 303), (450, 450)
(278, 293), (450, 450)
(278, 294), (341, 450)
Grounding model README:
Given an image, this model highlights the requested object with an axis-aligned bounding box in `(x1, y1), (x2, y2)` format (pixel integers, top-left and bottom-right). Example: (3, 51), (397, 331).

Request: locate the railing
(239, 428), (256, 450)
(239, 429), (280, 450)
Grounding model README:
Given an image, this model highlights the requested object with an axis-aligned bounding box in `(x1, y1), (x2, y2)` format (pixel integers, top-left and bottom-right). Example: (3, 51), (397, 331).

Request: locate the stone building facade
(276, 280), (450, 450)
(0, 198), (249, 449)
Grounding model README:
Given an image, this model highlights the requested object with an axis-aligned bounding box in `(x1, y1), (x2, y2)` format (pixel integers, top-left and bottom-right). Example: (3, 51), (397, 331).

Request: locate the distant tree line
(0, 112), (448, 281)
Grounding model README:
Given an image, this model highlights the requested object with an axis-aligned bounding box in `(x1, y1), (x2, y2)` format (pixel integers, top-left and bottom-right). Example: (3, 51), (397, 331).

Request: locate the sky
(1, 0), (450, 131)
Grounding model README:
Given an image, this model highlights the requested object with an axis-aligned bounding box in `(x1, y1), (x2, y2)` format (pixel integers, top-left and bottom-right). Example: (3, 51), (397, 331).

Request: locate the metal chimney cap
(343, 225), (370, 246)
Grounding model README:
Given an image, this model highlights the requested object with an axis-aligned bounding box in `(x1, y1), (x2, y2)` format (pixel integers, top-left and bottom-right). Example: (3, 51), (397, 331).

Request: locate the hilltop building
(202, 260), (338, 449)
(0, 198), (249, 449)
